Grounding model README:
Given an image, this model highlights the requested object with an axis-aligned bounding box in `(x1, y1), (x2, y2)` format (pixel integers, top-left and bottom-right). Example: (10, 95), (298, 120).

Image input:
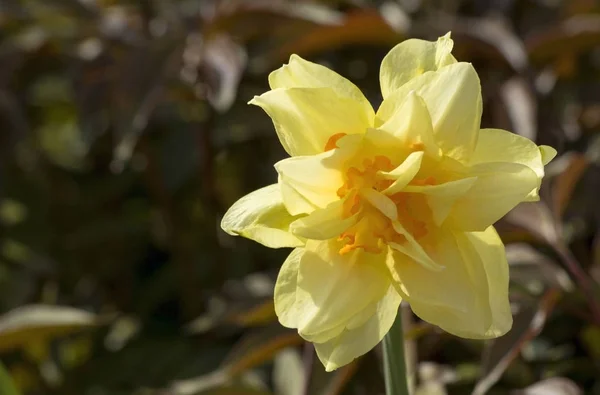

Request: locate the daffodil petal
(274, 247), (305, 328)
(448, 162), (539, 231)
(380, 32), (456, 99)
(289, 197), (359, 240)
(470, 128), (555, 201)
(345, 300), (378, 331)
(388, 227), (505, 338)
(360, 189), (398, 220)
(274, 248), (347, 345)
(457, 227), (512, 338)
(403, 177), (477, 225)
(377, 62), (482, 162)
(471, 129), (544, 175)
(279, 175), (317, 216)
(304, 299), (379, 344)
(380, 151), (424, 195)
(540, 145), (557, 165)
(358, 128), (407, 166)
(269, 54), (374, 120)
(379, 91), (441, 159)
(276, 139), (360, 212)
(250, 87), (373, 156)
(387, 235), (473, 311)
(221, 184), (304, 248)
(294, 240), (390, 340)
(389, 221), (443, 271)
(314, 284), (402, 372)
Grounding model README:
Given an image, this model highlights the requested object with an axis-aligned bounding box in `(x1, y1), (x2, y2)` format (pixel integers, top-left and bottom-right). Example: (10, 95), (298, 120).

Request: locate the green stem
(383, 308), (410, 395)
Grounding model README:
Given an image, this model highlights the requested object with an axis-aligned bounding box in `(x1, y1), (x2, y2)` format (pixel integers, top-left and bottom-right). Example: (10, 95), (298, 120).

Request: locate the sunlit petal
(293, 240), (390, 340)
(276, 137), (361, 213)
(389, 221), (443, 271)
(250, 87), (372, 156)
(471, 128), (555, 201)
(314, 285), (402, 372)
(221, 184), (304, 248)
(274, 247), (305, 329)
(380, 33), (456, 98)
(278, 175), (317, 216)
(379, 151), (424, 195)
(447, 162), (539, 231)
(290, 196), (359, 240)
(359, 128), (407, 165)
(378, 91), (441, 159)
(387, 226), (510, 338)
(458, 226), (512, 338)
(269, 54), (374, 120)
(378, 63), (482, 162)
(360, 189), (398, 220)
(404, 177), (477, 225)
(540, 145), (557, 165)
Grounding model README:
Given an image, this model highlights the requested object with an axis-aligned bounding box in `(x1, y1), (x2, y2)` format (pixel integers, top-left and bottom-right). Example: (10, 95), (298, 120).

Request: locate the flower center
(322, 132), (433, 255)
(335, 155), (431, 255)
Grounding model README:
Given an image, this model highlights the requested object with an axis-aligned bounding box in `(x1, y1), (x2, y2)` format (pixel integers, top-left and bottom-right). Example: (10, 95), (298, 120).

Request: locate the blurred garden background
(0, 0), (600, 394)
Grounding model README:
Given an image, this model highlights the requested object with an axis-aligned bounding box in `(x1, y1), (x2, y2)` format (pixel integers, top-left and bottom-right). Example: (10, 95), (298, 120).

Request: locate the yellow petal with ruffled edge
(275, 134), (363, 214)
(458, 226), (512, 338)
(221, 184), (304, 248)
(470, 128), (557, 201)
(380, 33), (456, 99)
(377, 62), (482, 162)
(274, 248), (345, 345)
(389, 221), (443, 272)
(447, 162), (539, 231)
(404, 177), (477, 226)
(250, 87), (373, 157)
(269, 54), (374, 120)
(313, 284), (402, 372)
(289, 196), (359, 240)
(379, 151), (424, 195)
(274, 247), (305, 329)
(278, 174), (317, 216)
(541, 145), (558, 165)
(274, 239), (390, 342)
(358, 128), (406, 165)
(378, 91), (441, 159)
(388, 226), (510, 338)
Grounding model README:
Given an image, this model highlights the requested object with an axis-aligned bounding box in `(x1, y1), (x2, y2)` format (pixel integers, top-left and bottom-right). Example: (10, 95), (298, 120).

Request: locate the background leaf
(0, 361), (21, 395)
(0, 305), (103, 352)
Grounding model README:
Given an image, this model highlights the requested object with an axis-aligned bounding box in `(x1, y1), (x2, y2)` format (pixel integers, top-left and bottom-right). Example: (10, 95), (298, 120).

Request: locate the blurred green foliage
(0, 0), (600, 394)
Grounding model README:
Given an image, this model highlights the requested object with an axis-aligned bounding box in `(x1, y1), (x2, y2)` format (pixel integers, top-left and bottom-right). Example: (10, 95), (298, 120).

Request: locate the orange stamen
(410, 176), (437, 186)
(409, 141), (425, 151)
(333, 153), (432, 255)
(324, 133), (347, 151)
(338, 215), (385, 255)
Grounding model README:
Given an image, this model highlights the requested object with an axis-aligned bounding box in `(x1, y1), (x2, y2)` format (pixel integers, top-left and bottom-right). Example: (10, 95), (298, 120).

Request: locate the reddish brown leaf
(552, 153), (590, 218)
(473, 289), (560, 395)
(268, 10), (403, 64)
(526, 15), (600, 66)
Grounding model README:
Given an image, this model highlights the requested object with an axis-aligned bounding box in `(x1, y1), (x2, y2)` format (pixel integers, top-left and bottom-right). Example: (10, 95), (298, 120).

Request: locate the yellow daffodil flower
(221, 33), (556, 372)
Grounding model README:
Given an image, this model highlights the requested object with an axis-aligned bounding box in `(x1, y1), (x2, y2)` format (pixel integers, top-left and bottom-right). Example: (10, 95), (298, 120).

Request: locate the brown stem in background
(472, 288), (560, 395)
(554, 243), (600, 326)
(324, 362), (359, 395)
